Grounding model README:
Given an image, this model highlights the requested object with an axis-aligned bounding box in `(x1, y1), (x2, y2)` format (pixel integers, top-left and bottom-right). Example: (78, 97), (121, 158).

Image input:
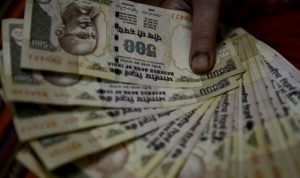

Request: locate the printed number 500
(123, 39), (156, 58)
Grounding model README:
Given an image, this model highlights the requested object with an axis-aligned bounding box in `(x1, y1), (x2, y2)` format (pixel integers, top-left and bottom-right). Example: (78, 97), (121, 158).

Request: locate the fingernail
(191, 54), (210, 73)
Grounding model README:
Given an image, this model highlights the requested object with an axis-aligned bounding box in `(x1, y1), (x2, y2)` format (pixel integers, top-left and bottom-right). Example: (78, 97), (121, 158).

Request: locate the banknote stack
(0, 0), (300, 177)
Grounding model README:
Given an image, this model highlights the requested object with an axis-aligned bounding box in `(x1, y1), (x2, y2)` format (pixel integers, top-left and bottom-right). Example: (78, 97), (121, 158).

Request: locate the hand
(162, 0), (230, 74)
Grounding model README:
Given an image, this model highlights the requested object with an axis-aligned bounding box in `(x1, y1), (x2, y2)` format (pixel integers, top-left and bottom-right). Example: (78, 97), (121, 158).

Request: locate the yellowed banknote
(254, 39), (300, 174)
(2, 19), (238, 108)
(257, 41), (300, 82)
(242, 34), (299, 178)
(30, 102), (203, 170)
(21, 0), (244, 88)
(149, 93), (233, 178)
(256, 41), (300, 114)
(1, 23), (182, 141)
(16, 145), (57, 178)
(12, 104), (179, 141)
(64, 98), (215, 178)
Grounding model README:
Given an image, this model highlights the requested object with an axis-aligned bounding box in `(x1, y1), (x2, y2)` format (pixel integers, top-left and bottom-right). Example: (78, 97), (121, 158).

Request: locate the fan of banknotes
(0, 0), (300, 177)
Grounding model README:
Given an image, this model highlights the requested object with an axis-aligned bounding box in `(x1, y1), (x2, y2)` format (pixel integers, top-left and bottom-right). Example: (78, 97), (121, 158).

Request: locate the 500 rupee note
(2, 19), (238, 108)
(62, 98), (215, 178)
(12, 102), (176, 141)
(109, 99), (216, 178)
(242, 34), (299, 178)
(256, 55), (300, 174)
(256, 42), (300, 113)
(228, 85), (239, 178)
(151, 92), (233, 178)
(200, 91), (235, 178)
(0, 27), (180, 141)
(16, 145), (56, 178)
(257, 41), (300, 83)
(254, 40), (300, 173)
(225, 32), (272, 178)
(21, 0), (244, 88)
(30, 102), (202, 170)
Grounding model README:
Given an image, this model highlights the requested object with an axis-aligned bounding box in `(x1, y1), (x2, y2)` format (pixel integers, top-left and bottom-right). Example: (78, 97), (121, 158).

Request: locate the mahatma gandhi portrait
(55, 2), (98, 55)
(38, 0), (106, 56)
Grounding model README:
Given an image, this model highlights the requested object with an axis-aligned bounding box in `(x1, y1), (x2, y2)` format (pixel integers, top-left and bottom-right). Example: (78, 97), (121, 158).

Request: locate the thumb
(162, 0), (220, 74)
(190, 0), (220, 73)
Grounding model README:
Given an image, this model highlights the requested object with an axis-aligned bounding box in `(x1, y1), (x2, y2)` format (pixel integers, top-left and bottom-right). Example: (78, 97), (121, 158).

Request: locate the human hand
(162, 0), (231, 74)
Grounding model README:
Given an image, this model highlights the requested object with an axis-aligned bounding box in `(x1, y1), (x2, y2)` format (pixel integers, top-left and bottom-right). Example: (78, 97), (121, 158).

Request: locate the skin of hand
(161, 0), (235, 74)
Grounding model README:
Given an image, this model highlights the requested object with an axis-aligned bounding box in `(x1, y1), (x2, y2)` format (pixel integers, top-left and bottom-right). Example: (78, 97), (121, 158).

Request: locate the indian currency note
(12, 103), (177, 141)
(225, 31), (273, 178)
(52, 140), (140, 178)
(148, 95), (222, 178)
(2, 19), (238, 108)
(56, 98), (215, 178)
(254, 40), (300, 171)
(237, 73), (271, 178)
(226, 31), (244, 178)
(0, 50), (7, 101)
(256, 41), (299, 123)
(176, 92), (231, 178)
(30, 102), (203, 170)
(224, 30), (244, 178)
(99, 98), (216, 178)
(172, 91), (234, 178)
(0, 50), (5, 98)
(0, 26), (179, 141)
(0, 51), (3, 79)
(229, 28), (296, 175)
(241, 34), (299, 178)
(257, 41), (300, 82)
(256, 43), (300, 113)
(16, 145), (57, 178)
(254, 39), (300, 118)
(227, 86), (239, 178)
(267, 79), (300, 171)
(240, 34), (282, 176)
(202, 91), (235, 178)
(21, 0), (244, 88)
(255, 53), (300, 173)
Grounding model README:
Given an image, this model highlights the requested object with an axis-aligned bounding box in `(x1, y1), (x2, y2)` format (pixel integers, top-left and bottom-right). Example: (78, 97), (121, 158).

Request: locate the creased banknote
(255, 50), (300, 174)
(227, 88), (239, 178)
(0, 51), (3, 78)
(12, 102), (177, 141)
(233, 34), (274, 178)
(16, 145), (57, 178)
(30, 102), (203, 170)
(109, 99), (216, 178)
(54, 98), (216, 178)
(256, 42), (300, 113)
(241, 34), (299, 178)
(21, 0), (244, 88)
(257, 41), (300, 83)
(197, 91), (235, 178)
(0, 25), (181, 141)
(148, 95), (221, 178)
(173, 92), (234, 178)
(253, 39), (300, 175)
(2, 19), (238, 108)
(0, 51), (5, 97)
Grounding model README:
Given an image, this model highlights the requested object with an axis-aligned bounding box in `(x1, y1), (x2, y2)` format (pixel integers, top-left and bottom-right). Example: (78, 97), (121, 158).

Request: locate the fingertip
(190, 53), (215, 74)
(161, 0), (175, 8)
(161, 0), (191, 11)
